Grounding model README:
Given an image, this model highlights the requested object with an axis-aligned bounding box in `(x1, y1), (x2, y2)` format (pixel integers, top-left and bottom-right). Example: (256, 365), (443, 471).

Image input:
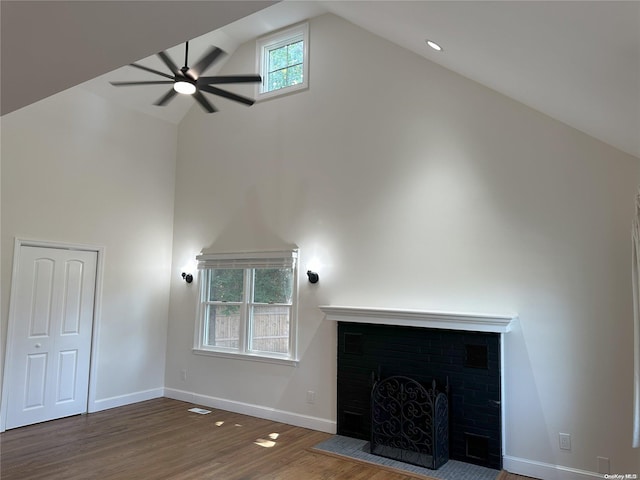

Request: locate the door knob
(34, 343), (41, 348)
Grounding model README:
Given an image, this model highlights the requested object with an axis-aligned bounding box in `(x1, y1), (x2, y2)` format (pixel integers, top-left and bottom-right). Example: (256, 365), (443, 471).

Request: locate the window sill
(256, 83), (308, 102)
(192, 348), (299, 367)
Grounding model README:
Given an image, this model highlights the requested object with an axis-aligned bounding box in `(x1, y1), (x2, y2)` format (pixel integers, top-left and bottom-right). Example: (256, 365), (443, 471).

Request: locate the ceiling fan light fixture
(174, 80), (196, 95)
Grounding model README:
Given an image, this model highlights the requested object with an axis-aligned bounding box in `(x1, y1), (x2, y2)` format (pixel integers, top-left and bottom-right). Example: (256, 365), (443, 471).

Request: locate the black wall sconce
(182, 272), (193, 284)
(307, 270), (319, 284)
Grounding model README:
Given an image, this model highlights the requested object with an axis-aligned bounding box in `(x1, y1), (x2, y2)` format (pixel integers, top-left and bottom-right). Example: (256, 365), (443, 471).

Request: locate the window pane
(287, 64), (303, 86)
(206, 305), (240, 349)
(266, 41), (303, 92)
(268, 69), (287, 91)
(267, 67), (304, 92)
(208, 269), (243, 302)
(253, 268), (292, 304)
(287, 41), (303, 66)
(269, 46), (288, 72)
(250, 305), (290, 354)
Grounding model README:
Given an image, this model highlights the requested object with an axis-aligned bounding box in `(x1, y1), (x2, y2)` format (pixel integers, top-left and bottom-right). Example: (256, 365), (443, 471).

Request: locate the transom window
(194, 250), (298, 364)
(256, 23), (309, 99)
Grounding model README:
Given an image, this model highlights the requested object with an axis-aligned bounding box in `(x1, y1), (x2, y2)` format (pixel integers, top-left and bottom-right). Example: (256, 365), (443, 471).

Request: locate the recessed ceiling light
(426, 40), (443, 52)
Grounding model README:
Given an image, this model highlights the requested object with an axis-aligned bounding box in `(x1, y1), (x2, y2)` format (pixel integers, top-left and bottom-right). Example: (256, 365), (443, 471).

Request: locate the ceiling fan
(110, 41), (262, 113)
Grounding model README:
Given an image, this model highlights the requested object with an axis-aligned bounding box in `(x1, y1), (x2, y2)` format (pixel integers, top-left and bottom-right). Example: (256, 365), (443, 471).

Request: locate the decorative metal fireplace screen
(370, 376), (448, 470)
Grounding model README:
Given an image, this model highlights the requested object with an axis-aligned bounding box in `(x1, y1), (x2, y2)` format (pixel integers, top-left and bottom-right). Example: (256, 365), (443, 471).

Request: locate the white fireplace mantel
(319, 305), (516, 333)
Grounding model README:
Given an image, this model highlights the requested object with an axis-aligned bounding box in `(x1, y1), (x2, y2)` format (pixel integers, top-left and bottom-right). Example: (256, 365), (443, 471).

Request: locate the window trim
(192, 348), (299, 367)
(255, 22), (309, 100)
(193, 250), (299, 365)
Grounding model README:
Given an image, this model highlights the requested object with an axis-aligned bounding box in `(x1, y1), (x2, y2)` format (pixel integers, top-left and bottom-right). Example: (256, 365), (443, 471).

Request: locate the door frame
(1, 237), (105, 432)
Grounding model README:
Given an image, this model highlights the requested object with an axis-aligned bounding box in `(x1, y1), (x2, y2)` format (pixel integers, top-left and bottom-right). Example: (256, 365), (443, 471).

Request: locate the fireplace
(320, 306), (515, 471)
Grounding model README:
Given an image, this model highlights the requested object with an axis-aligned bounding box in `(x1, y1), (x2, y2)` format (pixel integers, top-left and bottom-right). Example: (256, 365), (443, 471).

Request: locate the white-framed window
(194, 250), (298, 365)
(256, 22), (309, 100)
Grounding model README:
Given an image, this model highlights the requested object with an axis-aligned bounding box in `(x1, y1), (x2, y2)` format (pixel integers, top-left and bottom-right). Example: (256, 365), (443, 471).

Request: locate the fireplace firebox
(337, 321), (502, 470)
(371, 375), (449, 469)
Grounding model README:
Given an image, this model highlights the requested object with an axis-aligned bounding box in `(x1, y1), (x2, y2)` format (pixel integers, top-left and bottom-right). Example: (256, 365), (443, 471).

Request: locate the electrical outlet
(180, 369), (187, 381)
(306, 390), (316, 404)
(559, 433), (571, 451)
(597, 456), (610, 474)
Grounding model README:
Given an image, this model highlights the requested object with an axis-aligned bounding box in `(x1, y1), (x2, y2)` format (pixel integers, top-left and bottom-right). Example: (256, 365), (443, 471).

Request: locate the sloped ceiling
(78, 1), (329, 123)
(2, 1), (639, 158)
(0, 0), (277, 115)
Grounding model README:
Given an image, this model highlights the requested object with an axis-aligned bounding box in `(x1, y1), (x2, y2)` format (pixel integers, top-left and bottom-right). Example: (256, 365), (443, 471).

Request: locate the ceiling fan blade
(197, 75), (262, 85)
(190, 46), (224, 76)
(110, 80), (174, 87)
(157, 51), (179, 75)
(200, 85), (255, 106)
(193, 91), (217, 113)
(154, 88), (178, 106)
(129, 63), (175, 80)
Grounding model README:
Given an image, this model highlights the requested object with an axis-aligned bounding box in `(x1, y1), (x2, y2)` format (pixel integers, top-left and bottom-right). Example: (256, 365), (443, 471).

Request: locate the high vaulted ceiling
(0, 1), (277, 116)
(2, 1), (639, 158)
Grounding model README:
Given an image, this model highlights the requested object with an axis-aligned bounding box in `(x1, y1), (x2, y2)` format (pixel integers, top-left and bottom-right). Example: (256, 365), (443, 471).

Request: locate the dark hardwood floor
(0, 397), (536, 480)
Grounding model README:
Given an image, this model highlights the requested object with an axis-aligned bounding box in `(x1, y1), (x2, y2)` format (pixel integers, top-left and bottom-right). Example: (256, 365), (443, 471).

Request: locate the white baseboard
(89, 387), (164, 412)
(504, 455), (603, 480)
(164, 387), (336, 434)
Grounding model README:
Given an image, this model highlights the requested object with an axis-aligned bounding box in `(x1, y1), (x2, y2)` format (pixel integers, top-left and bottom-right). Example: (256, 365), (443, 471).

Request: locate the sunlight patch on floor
(255, 432), (280, 448)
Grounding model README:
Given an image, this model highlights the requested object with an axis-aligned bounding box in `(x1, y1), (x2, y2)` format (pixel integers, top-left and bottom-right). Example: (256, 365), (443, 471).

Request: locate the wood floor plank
(0, 398), (536, 480)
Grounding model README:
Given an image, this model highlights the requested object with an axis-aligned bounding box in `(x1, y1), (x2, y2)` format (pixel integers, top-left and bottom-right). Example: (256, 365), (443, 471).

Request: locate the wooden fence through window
(208, 306), (289, 353)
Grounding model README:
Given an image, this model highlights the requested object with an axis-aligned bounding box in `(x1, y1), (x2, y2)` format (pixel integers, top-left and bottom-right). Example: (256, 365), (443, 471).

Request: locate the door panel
(56, 349), (78, 403)
(5, 246), (97, 429)
(30, 258), (55, 336)
(61, 260), (84, 334)
(25, 353), (47, 409)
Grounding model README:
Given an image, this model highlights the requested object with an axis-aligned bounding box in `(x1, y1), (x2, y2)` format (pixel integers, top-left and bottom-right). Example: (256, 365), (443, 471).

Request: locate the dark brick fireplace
(321, 306), (514, 471)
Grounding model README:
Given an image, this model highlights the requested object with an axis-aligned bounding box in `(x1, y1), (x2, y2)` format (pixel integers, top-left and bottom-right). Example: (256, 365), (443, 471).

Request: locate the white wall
(1, 88), (176, 407)
(166, 14), (640, 476)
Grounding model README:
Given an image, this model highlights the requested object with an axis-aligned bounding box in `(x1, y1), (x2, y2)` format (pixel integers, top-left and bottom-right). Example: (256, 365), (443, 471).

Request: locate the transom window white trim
(194, 250), (299, 365)
(256, 22), (309, 100)
(196, 250), (298, 269)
